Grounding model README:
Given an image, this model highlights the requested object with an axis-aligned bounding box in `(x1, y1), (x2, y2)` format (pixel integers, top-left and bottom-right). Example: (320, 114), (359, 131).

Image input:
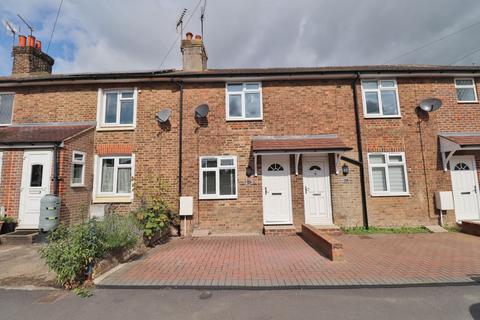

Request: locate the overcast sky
(1, 0), (480, 75)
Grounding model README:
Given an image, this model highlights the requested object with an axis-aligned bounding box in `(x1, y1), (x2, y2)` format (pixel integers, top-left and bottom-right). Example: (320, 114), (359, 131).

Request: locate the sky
(1, 0), (480, 76)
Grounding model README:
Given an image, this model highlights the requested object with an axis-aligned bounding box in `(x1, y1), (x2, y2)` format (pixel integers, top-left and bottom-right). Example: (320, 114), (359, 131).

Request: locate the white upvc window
(96, 155), (134, 197)
(455, 78), (478, 103)
(199, 156), (237, 199)
(97, 88), (137, 130)
(361, 80), (400, 118)
(71, 151), (86, 187)
(368, 152), (409, 196)
(0, 93), (15, 126)
(226, 82), (263, 121)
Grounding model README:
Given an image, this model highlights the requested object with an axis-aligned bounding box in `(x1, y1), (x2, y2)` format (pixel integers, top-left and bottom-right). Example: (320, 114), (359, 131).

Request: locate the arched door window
(454, 162), (470, 171)
(267, 163), (284, 172)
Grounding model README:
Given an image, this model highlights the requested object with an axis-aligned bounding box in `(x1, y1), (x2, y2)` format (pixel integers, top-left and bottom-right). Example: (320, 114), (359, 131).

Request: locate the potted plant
(1, 216), (16, 234)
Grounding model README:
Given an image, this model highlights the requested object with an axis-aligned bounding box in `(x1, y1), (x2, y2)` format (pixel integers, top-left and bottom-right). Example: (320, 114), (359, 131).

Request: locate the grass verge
(341, 226), (430, 235)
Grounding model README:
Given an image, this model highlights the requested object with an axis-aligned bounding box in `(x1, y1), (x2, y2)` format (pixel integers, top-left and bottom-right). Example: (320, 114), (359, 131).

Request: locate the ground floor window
(96, 155), (134, 196)
(199, 156), (237, 199)
(71, 151), (86, 187)
(367, 152), (409, 196)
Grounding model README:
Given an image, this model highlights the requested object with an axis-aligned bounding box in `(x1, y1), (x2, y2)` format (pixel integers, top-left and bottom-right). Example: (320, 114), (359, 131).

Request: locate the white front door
(302, 155), (333, 225)
(262, 155), (293, 225)
(450, 155), (480, 221)
(19, 150), (53, 229)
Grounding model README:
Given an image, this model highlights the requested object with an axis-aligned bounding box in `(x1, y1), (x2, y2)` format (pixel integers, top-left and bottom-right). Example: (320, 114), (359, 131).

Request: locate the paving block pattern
(98, 233), (480, 289)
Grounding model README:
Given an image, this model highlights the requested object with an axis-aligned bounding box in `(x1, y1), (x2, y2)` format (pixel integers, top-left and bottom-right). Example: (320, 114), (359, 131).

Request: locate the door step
(0, 230), (38, 245)
(460, 220), (480, 236)
(312, 224), (342, 236)
(263, 225), (297, 236)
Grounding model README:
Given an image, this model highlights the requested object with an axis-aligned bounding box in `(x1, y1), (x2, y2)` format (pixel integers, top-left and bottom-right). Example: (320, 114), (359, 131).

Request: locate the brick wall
(3, 75), (480, 233)
(0, 150), (24, 220)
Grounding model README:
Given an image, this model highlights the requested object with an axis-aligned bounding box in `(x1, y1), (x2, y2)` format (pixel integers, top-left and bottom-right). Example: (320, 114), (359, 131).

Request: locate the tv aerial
(3, 20), (17, 47)
(17, 14), (34, 36)
(200, 0), (207, 39)
(176, 8), (188, 36)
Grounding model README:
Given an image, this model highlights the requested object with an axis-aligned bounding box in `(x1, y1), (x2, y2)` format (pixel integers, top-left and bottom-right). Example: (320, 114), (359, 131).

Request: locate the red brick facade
(1, 74), (479, 233)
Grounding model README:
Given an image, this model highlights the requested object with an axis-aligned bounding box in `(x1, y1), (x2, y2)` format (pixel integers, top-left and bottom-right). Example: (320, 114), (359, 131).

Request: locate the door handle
(474, 185), (478, 193)
(305, 186), (307, 194)
(265, 187), (267, 195)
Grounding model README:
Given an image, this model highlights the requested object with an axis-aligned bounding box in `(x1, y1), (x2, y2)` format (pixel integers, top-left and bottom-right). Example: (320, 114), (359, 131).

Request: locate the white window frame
(71, 151), (86, 187)
(96, 88), (138, 131)
(0, 92), (15, 126)
(361, 80), (401, 118)
(367, 152), (409, 197)
(225, 82), (263, 121)
(199, 155), (238, 200)
(94, 155), (135, 199)
(454, 78), (478, 103)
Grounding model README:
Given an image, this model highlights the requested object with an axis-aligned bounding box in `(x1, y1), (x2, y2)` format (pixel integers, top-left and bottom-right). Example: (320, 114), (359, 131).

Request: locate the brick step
(460, 220), (480, 237)
(313, 225), (343, 236)
(0, 230), (38, 245)
(263, 225), (297, 236)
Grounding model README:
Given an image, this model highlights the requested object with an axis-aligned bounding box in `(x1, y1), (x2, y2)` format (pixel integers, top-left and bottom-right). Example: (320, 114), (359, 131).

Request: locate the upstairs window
(0, 93), (14, 125)
(368, 153), (409, 196)
(226, 82), (262, 120)
(199, 156), (237, 199)
(71, 151), (86, 187)
(455, 78), (478, 103)
(361, 80), (400, 117)
(98, 89), (137, 129)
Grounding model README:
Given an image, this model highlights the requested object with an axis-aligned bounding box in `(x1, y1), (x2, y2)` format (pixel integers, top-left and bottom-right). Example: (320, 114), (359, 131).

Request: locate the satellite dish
(195, 104), (209, 118)
(419, 98), (442, 112)
(156, 108), (172, 123)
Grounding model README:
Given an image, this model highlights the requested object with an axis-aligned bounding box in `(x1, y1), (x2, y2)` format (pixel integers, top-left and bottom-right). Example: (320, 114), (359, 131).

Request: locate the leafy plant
(1, 216), (15, 223)
(74, 286), (93, 298)
(134, 177), (176, 245)
(40, 214), (142, 288)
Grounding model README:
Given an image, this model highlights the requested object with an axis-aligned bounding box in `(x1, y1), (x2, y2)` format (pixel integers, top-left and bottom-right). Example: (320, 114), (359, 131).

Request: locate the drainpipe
(53, 143), (60, 195)
(175, 81), (184, 197)
(351, 73), (369, 229)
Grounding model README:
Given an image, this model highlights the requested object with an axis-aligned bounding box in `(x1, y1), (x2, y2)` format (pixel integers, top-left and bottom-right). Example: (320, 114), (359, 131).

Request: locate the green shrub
(40, 221), (107, 288)
(40, 214), (142, 288)
(98, 213), (142, 251)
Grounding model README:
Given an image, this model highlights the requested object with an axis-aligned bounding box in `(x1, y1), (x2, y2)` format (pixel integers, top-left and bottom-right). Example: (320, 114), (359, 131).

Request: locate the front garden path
(98, 232), (480, 289)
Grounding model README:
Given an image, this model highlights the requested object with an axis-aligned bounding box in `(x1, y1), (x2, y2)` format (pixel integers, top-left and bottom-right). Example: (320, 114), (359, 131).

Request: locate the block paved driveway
(98, 232), (480, 288)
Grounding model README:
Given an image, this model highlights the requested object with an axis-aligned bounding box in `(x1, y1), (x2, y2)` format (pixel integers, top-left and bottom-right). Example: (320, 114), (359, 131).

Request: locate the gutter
(351, 73), (369, 229)
(174, 81), (184, 197)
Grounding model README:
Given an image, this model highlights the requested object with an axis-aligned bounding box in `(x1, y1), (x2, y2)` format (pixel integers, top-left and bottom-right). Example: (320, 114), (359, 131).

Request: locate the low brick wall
(461, 221), (480, 237)
(301, 224), (343, 261)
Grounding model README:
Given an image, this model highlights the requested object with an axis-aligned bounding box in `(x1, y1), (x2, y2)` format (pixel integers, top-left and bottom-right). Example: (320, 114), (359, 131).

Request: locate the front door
(450, 155), (480, 221)
(262, 155), (293, 224)
(19, 150), (53, 229)
(302, 155), (332, 225)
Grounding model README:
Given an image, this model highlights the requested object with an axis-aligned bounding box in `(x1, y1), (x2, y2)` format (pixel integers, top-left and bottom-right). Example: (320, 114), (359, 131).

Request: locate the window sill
(364, 115), (401, 119)
(457, 101), (479, 104)
(370, 193), (410, 197)
(0, 123), (12, 127)
(70, 184), (85, 188)
(199, 195), (238, 200)
(226, 118), (263, 122)
(96, 126), (135, 132)
(93, 196), (133, 203)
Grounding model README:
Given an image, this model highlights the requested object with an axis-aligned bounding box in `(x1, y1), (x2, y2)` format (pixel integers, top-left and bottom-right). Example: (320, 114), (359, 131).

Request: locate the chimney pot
(186, 32), (193, 40)
(194, 35), (202, 40)
(35, 40), (42, 51)
(27, 35), (36, 48)
(18, 35), (26, 47)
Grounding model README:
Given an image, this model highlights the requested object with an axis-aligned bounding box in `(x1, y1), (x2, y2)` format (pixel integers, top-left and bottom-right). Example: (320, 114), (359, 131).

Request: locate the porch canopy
(439, 133), (480, 171)
(0, 122), (95, 147)
(252, 134), (352, 175)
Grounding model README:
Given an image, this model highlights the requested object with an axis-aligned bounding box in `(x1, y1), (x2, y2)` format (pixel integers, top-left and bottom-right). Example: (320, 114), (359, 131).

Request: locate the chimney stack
(11, 34), (54, 76)
(181, 32), (207, 71)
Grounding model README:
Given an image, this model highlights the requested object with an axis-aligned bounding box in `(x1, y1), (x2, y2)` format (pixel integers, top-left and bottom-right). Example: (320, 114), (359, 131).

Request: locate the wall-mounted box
(179, 196), (193, 216)
(435, 191), (454, 210)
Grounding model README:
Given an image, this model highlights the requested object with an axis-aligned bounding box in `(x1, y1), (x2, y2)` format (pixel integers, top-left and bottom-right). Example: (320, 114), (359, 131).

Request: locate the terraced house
(0, 32), (480, 235)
